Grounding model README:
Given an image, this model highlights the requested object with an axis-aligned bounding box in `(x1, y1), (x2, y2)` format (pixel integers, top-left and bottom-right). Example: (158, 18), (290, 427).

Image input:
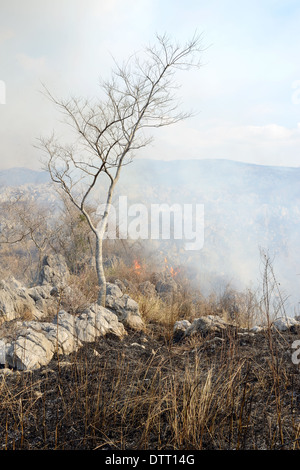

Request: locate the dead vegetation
(1, 198), (299, 450)
(0, 316), (300, 450)
(0, 245), (300, 450)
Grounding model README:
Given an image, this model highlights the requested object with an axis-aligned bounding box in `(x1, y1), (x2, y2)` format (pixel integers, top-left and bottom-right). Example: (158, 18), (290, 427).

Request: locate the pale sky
(0, 0), (300, 170)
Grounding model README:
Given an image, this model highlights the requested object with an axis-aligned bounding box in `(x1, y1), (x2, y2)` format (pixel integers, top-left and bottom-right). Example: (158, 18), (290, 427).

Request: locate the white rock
(174, 320), (191, 332)
(272, 316), (300, 332)
(0, 302), (127, 371)
(41, 322), (80, 355)
(185, 315), (228, 338)
(251, 325), (263, 333)
(105, 283), (145, 331)
(53, 310), (77, 337)
(38, 254), (70, 288)
(106, 283), (123, 299)
(0, 278), (44, 322)
(173, 320), (191, 342)
(0, 339), (7, 364)
(0, 274), (135, 371)
(6, 329), (55, 371)
(76, 304), (126, 342)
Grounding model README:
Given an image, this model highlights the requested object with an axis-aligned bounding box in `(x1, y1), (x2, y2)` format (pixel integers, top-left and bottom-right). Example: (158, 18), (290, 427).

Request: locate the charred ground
(1, 319), (300, 450)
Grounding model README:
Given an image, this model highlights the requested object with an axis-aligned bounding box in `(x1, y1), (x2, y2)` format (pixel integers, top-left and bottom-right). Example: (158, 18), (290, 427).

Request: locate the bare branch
(38, 33), (203, 305)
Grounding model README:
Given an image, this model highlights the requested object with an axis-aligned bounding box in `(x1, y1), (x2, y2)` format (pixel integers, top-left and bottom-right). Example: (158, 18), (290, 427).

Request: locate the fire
(133, 259), (142, 275)
(170, 266), (179, 277)
(164, 257), (180, 278)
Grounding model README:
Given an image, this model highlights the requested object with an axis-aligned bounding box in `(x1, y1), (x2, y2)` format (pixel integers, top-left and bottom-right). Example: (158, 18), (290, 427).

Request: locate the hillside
(117, 159), (300, 313)
(1, 250), (300, 450)
(1, 160), (300, 451)
(0, 167), (50, 187)
(0, 159), (299, 313)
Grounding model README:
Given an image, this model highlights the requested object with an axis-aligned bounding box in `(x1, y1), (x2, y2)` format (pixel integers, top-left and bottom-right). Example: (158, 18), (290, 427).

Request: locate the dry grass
(0, 249), (299, 450)
(0, 324), (300, 450)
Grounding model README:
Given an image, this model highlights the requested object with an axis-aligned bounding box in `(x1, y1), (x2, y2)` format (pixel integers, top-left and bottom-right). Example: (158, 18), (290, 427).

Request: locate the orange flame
(164, 257), (180, 278)
(133, 259), (142, 275)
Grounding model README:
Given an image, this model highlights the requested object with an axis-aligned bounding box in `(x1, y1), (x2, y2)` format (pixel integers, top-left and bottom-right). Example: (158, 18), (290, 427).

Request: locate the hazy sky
(0, 0), (300, 170)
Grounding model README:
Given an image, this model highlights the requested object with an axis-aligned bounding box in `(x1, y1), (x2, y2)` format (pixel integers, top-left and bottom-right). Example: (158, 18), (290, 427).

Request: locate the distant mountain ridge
(0, 167), (50, 187)
(1, 159), (300, 199)
(117, 158), (300, 205)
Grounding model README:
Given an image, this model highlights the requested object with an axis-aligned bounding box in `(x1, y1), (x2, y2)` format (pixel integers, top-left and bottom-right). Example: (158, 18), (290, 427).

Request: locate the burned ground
(1, 322), (300, 450)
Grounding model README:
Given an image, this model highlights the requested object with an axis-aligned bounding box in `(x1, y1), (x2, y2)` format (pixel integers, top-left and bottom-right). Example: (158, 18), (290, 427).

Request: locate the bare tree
(0, 195), (61, 281)
(0, 196), (57, 255)
(38, 34), (203, 306)
(53, 192), (97, 273)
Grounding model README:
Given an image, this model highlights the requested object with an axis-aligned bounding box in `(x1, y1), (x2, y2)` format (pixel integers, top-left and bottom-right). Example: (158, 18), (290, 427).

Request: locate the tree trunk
(95, 232), (106, 307)
(95, 180), (117, 307)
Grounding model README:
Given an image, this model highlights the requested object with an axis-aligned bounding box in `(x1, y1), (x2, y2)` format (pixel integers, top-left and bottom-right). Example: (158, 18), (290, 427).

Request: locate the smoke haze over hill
(1, 159), (300, 315)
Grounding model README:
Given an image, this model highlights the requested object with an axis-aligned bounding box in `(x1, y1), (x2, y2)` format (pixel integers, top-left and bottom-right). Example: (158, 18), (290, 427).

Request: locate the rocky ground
(1, 320), (300, 450)
(1, 254), (300, 450)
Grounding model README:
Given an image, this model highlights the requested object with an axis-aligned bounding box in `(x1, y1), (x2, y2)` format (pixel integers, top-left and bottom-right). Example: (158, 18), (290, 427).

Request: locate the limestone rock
(106, 283), (123, 299)
(149, 272), (178, 302)
(0, 339), (6, 365)
(173, 320), (191, 343)
(139, 281), (157, 298)
(41, 320), (80, 355)
(52, 310), (78, 340)
(0, 304), (126, 371)
(113, 279), (127, 293)
(156, 278), (177, 295)
(0, 255), (71, 324)
(27, 284), (56, 316)
(38, 254), (70, 288)
(105, 282), (145, 331)
(6, 329), (55, 371)
(272, 316), (300, 332)
(75, 303), (126, 342)
(0, 277), (43, 323)
(184, 315), (228, 338)
(251, 325), (265, 333)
